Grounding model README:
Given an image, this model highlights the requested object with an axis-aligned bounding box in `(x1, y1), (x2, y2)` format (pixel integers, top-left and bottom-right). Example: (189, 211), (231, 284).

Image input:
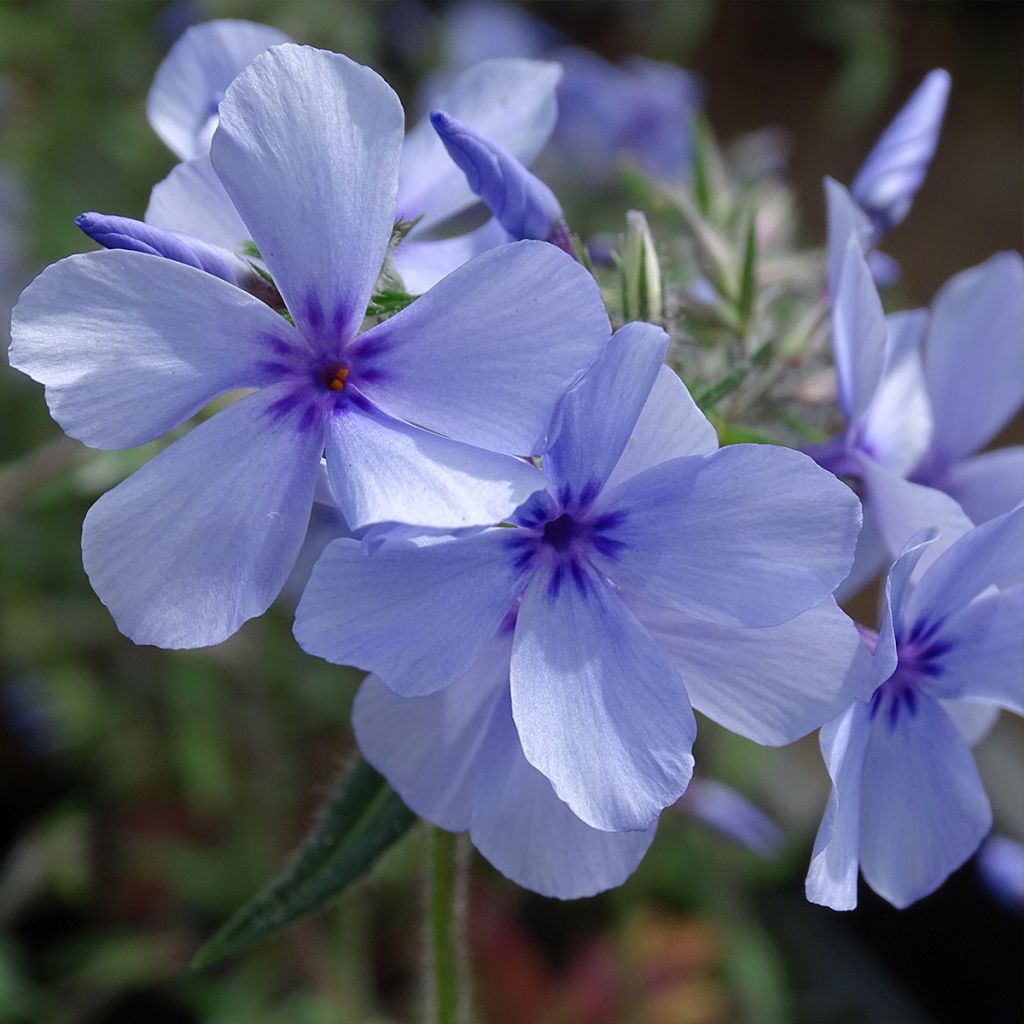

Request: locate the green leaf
(694, 339), (773, 412)
(192, 759), (417, 970)
(240, 240), (262, 259)
(691, 114), (713, 217)
(366, 288), (417, 318)
(736, 211), (757, 331)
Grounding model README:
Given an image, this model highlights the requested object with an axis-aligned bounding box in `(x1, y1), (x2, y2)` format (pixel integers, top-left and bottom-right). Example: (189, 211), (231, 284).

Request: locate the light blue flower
(145, 50), (563, 296)
(9, 46), (609, 650)
(807, 506), (1024, 910)
(147, 18), (292, 160)
(810, 180), (1024, 595)
(295, 322), (863, 889)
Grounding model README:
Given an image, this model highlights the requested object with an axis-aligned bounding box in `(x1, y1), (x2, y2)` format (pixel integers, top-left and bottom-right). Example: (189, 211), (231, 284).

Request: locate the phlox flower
(9, 45), (608, 650)
(295, 323), (864, 895)
(807, 506), (1024, 909)
(143, 20), (563, 295)
(810, 180), (1024, 595)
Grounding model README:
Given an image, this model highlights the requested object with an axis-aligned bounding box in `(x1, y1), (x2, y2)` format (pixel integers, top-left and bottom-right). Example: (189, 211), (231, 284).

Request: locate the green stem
(428, 828), (461, 1024)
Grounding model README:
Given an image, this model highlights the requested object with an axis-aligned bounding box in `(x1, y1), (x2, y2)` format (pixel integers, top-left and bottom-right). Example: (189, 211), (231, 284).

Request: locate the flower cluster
(8, 18), (1022, 912)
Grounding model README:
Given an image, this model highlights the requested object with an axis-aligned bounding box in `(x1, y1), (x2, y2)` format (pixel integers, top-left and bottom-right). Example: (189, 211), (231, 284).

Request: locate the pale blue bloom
(9, 46), (609, 650)
(807, 507), (1024, 910)
(147, 18), (291, 160)
(296, 322), (863, 894)
(429, 110), (572, 254)
(810, 181), (1024, 595)
(145, 50), (563, 296)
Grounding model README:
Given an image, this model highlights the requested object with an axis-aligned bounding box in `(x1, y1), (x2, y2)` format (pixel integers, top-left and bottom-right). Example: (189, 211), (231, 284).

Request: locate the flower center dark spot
(542, 513), (582, 552)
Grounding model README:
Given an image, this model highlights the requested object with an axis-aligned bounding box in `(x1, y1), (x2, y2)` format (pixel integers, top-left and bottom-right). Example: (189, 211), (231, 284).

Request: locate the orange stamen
(328, 366), (349, 391)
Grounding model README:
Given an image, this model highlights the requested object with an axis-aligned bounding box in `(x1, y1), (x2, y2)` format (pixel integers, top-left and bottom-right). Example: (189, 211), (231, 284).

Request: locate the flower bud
(429, 109), (572, 254)
(619, 210), (663, 322)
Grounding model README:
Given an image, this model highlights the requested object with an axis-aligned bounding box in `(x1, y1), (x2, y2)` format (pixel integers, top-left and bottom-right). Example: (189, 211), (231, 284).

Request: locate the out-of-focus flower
(676, 779), (783, 857)
(296, 323), (863, 894)
(807, 507), (1024, 910)
(809, 180), (1024, 594)
(147, 18), (291, 160)
(850, 69), (951, 242)
(435, 2), (703, 185)
(9, 46), (608, 650)
(977, 835), (1024, 912)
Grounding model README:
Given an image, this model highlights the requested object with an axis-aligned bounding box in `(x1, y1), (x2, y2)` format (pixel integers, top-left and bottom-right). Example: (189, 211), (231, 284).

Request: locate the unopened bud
(619, 210), (663, 322)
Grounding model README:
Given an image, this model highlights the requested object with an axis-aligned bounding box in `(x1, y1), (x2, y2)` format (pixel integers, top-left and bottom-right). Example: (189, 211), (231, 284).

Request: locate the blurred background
(0, 1), (1021, 1022)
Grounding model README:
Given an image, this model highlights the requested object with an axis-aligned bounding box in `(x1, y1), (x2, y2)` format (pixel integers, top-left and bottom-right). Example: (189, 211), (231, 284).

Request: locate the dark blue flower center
(541, 512), (583, 552)
(869, 625), (949, 729)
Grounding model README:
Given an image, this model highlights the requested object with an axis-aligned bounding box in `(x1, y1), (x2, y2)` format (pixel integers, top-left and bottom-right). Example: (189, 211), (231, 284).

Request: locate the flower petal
(858, 694), (991, 908)
(850, 69), (950, 234)
(145, 155), (250, 252)
(399, 59), (561, 232)
(858, 454), (973, 570)
(805, 702), (872, 911)
(824, 177), (872, 305)
(324, 404), (545, 531)
(925, 586), (1024, 715)
(831, 230), (888, 424)
(81, 383), (323, 648)
(294, 529), (526, 696)
(354, 241), (610, 454)
(472, 689), (656, 899)
(628, 593), (872, 745)
(8, 249), (298, 449)
(906, 504), (1024, 630)
(834, 502), (888, 603)
(545, 322), (668, 498)
(940, 446), (1024, 526)
(600, 445), (861, 627)
(923, 251), (1024, 467)
(941, 700), (1001, 746)
(351, 634), (511, 831)
(603, 365), (718, 493)
(511, 567), (695, 832)
(392, 219), (510, 295)
(211, 45), (404, 343)
(860, 309), (933, 476)
(146, 19), (291, 160)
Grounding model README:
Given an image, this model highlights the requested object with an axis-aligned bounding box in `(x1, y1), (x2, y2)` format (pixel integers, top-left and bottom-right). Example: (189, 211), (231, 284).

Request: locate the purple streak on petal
(851, 70), (951, 237)
(76, 212), (242, 285)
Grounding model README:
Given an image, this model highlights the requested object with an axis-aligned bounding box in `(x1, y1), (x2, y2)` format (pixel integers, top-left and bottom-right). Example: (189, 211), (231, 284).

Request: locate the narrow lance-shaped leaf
(192, 758), (418, 970)
(736, 210), (758, 332)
